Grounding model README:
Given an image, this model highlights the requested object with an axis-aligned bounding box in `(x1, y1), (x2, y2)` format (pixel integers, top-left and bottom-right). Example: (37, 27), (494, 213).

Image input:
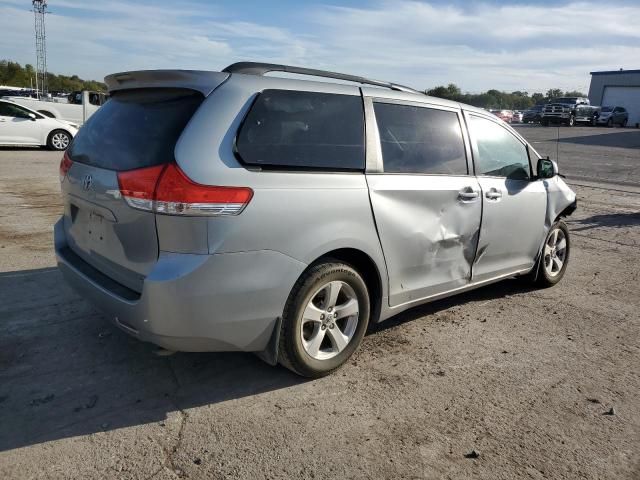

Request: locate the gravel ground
(0, 126), (639, 479)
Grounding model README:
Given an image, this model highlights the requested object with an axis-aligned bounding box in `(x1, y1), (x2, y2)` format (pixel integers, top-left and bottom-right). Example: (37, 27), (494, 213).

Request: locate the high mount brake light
(117, 163), (253, 216)
(59, 152), (73, 182)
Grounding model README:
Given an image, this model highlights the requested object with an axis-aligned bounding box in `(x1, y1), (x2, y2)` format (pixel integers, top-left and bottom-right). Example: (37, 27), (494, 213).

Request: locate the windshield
(601, 106), (613, 112)
(550, 98), (575, 104)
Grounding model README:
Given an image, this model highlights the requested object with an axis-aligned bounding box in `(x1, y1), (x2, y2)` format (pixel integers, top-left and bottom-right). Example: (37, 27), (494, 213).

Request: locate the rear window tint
(374, 102), (467, 175)
(236, 89), (365, 170)
(68, 88), (203, 171)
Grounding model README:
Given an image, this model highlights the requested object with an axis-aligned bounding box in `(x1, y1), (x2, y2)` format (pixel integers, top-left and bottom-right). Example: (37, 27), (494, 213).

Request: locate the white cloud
(0, 0), (638, 93)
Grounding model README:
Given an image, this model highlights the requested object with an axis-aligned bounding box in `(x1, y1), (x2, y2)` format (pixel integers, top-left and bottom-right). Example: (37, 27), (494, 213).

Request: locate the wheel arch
(46, 128), (73, 146)
(37, 110), (57, 118)
(554, 199), (578, 223)
(307, 247), (384, 325)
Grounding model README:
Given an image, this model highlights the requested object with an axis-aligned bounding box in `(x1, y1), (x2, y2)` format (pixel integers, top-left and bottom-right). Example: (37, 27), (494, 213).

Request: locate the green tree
(546, 88), (563, 99)
(0, 59), (106, 92)
(531, 92), (545, 104)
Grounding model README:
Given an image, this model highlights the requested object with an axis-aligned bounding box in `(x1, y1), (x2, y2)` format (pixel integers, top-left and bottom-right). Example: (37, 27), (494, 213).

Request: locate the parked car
(0, 99), (77, 150)
(574, 105), (601, 125)
(595, 106), (628, 127)
(541, 97), (590, 126)
(55, 62), (577, 378)
(512, 111), (524, 123)
(522, 105), (544, 123)
(2, 90), (106, 126)
(491, 109), (514, 123)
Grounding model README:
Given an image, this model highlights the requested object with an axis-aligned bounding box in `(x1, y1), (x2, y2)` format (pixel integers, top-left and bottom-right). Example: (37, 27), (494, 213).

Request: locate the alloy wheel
(543, 227), (567, 277)
(52, 132), (70, 150)
(300, 280), (359, 360)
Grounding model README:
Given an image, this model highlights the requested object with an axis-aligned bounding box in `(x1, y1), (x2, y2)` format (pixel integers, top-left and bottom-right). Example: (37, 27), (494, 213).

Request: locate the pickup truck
(0, 91), (107, 126)
(541, 97), (590, 127)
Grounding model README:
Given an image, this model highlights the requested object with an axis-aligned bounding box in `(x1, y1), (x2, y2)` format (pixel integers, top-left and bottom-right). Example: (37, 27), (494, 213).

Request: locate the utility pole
(32, 0), (48, 98)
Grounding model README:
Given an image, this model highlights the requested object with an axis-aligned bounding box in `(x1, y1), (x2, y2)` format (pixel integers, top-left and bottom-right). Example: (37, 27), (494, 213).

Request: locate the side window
(236, 89), (364, 170)
(0, 102), (30, 118)
(0, 102), (11, 116)
(469, 115), (531, 180)
(373, 102), (467, 175)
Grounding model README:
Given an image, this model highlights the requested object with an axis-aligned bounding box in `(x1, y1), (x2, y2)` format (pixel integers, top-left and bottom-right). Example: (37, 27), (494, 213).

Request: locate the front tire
(607, 118), (613, 128)
(279, 261), (370, 378)
(567, 115), (575, 127)
(47, 130), (72, 151)
(533, 221), (570, 287)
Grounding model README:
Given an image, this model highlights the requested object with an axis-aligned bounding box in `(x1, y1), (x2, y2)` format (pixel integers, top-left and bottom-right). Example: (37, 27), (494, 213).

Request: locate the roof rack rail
(222, 62), (421, 94)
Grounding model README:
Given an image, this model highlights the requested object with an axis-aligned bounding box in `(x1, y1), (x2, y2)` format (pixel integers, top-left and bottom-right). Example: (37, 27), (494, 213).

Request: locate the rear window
(235, 89), (365, 170)
(68, 88), (203, 171)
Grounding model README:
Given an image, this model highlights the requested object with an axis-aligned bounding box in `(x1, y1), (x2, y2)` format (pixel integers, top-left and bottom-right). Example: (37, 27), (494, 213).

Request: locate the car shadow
(568, 212), (640, 232)
(1, 266), (534, 452)
(559, 130), (640, 149)
(0, 146), (44, 151)
(368, 277), (536, 335)
(0, 267), (304, 452)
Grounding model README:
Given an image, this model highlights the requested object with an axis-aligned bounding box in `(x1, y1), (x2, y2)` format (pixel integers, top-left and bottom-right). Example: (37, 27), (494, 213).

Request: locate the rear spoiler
(104, 70), (229, 96)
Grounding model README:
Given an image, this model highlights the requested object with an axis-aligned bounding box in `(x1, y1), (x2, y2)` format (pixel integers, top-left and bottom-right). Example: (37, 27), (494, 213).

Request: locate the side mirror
(28, 113), (37, 121)
(537, 157), (558, 179)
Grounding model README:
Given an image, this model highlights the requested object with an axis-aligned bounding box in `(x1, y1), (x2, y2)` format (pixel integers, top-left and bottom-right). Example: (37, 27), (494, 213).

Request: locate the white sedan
(0, 100), (78, 150)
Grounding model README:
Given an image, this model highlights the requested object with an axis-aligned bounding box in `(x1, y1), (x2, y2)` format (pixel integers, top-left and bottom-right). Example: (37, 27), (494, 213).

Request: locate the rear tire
(47, 130), (71, 151)
(622, 118), (628, 127)
(567, 115), (575, 127)
(278, 261), (370, 378)
(531, 221), (570, 288)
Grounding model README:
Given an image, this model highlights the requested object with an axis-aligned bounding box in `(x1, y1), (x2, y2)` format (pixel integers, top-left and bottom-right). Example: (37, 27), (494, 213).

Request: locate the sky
(1, 0), (639, 94)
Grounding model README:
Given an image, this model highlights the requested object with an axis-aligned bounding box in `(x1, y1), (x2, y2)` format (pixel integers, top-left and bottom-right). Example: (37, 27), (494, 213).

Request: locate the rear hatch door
(62, 88), (204, 292)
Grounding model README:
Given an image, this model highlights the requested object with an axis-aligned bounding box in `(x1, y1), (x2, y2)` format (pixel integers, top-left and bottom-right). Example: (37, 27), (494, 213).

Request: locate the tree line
(425, 84), (586, 110)
(0, 60), (106, 93)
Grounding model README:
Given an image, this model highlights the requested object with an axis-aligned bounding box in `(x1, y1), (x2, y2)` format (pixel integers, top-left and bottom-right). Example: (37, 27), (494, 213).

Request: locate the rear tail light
(59, 152), (73, 182)
(117, 163), (253, 216)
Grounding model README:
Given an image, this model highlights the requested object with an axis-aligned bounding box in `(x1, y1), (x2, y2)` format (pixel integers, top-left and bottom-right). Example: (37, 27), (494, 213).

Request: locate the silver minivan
(55, 63), (577, 377)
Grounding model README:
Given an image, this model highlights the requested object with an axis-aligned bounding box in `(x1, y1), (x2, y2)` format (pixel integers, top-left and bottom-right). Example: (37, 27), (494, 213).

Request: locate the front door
(366, 98), (481, 307)
(0, 101), (41, 145)
(465, 113), (547, 282)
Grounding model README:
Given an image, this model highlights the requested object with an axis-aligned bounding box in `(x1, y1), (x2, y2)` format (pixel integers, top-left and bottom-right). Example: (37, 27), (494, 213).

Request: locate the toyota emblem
(82, 174), (93, 191)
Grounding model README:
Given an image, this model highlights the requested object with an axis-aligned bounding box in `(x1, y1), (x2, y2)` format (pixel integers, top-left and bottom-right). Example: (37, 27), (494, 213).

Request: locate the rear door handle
(458, 187), (479, 202)
(485, 188), (503, 200)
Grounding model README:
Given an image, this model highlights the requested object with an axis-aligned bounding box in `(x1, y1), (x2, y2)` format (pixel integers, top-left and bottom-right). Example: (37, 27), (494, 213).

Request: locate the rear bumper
(54, 218), (306, 352)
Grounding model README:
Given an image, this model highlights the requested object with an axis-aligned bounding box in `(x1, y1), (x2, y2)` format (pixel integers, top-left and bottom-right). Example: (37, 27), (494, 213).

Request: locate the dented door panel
(367, 174), (481, 307)
(472, 177), (547, 282)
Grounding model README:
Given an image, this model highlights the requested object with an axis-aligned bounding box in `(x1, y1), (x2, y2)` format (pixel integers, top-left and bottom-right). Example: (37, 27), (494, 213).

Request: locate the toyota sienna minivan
(55, 62), (577, 377)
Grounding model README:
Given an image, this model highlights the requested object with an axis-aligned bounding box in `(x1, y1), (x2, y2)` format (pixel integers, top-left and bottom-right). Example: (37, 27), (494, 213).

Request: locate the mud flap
(254, 316), (282, 366)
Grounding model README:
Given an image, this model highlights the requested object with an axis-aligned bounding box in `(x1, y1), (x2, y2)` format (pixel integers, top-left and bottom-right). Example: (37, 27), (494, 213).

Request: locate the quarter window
(236, 89), (365, 170)
(373, 102), (467, 175)
(469, 116), (531, 180)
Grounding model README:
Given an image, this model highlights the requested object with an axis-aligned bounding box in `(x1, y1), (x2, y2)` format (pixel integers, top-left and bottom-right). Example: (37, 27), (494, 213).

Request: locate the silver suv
(55, 62), (577, 377)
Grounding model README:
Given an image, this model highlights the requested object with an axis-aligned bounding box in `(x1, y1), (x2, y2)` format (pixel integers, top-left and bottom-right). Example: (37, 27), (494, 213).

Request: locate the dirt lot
(1, 126), (639, 479)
